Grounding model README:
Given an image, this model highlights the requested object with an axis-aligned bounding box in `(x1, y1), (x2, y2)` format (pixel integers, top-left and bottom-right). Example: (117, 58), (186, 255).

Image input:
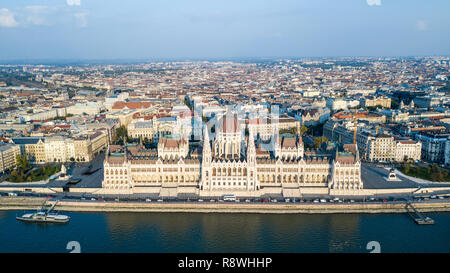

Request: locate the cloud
(366, 0), (382, 6)
(67, 0), (81, 6)
(0, 8), (19, 27)
(416, 20), (428, 31)
(25, 6), (54, 26)
(74, 12), (88, 27)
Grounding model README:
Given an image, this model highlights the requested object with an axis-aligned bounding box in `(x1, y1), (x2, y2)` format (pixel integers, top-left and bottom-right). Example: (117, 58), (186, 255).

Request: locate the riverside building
(102, 114), (363, 197)
(11, 130), (108, 163)
(0, 144), (21, 174)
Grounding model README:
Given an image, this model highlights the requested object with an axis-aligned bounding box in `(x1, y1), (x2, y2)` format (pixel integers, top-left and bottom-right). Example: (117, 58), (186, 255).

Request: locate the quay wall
(1, 196), (450, 214)
(1, 185), (450, 197)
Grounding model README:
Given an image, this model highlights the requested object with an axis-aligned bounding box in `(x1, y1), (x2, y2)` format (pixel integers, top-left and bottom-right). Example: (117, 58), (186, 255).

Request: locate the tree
(430, 163), (443, 181)
(15, 154), (30, 170)
(115, 125), (128, 144)
(404, 162), (410, 174)
(300, 125), (308, 136)
(280, 127), (298, 135)
(314, 136), (328, 149)
(68, 90), (76, 98)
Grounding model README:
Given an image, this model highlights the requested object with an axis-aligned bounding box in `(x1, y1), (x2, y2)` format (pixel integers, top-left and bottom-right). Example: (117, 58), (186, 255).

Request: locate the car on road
(350, 199), (355, 203)
(198, 199), (204, 202)
(245, 199), (251, 203)
(313, 199), (319, 203)
(284, 198), (290, 203)
(145, 198), (151, 202)
(157, 199), (163, 202)
(320, 199), (327, 203)
(210, 199), (215, 202)
(270, 199), (277, 203)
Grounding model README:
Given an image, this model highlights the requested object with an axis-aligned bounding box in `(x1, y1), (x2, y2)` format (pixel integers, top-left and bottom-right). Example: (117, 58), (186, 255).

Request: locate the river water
(0, 210), (449, 253)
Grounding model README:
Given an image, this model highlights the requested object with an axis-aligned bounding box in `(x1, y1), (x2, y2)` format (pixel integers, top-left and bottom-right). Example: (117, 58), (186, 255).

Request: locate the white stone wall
(330, 161), (362, 191)
(395, 142), (422, 162)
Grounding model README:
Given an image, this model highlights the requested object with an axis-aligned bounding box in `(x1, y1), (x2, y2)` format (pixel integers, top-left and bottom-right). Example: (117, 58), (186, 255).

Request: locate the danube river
(0, 210), (449, 253)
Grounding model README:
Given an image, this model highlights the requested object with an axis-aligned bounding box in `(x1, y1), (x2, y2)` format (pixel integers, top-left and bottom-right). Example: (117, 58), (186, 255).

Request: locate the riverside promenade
(2, 196), (450, 214)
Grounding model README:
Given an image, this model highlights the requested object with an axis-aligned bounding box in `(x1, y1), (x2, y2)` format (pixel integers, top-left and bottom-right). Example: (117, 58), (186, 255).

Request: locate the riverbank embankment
(2, 196), (450, 214)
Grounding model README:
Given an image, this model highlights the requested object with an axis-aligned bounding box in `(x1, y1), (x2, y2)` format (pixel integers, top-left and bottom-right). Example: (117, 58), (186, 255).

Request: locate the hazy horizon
(2, 56), (449, 66)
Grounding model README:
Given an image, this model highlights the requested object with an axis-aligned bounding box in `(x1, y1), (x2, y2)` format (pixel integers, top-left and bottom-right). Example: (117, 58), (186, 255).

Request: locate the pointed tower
(297, 134), (304, 159)
(202, 126), (211, 164)
(247, 129), (257, 190)
(201, 126), (211, 191)
(247, 129), (256, 164)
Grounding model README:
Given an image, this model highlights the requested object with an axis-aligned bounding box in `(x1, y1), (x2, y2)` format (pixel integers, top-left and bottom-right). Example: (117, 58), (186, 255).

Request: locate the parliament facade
(101, 115), (363, 197)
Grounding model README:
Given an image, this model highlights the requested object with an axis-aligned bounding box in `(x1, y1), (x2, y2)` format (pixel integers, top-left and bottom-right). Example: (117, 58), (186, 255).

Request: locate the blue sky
(0, 0), (449, 60)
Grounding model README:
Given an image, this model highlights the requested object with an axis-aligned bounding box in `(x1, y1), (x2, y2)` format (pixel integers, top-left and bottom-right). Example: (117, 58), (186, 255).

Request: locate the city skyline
(1, 0), (450, 259)
(1, 0), (450, 61)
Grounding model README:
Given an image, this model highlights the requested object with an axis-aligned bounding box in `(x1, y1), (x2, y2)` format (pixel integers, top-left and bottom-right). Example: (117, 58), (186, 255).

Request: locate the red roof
(112, 101), (153, 110)
(398, 140), (416, 144)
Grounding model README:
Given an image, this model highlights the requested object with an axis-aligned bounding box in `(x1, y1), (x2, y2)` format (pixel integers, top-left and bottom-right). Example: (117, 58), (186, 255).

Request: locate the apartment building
(11, 130), (107, 163)
(0, 144), (21, 173)
(417, 131), (450, 163)
(361, 96), (391, 108)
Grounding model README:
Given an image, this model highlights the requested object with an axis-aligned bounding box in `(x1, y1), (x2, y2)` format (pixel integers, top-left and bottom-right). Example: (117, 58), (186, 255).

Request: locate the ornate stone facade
(102, 115), (363, 197)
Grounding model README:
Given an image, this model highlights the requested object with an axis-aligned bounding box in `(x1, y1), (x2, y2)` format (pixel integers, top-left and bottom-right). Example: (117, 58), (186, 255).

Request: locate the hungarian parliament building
(101, 114), (363, 197)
